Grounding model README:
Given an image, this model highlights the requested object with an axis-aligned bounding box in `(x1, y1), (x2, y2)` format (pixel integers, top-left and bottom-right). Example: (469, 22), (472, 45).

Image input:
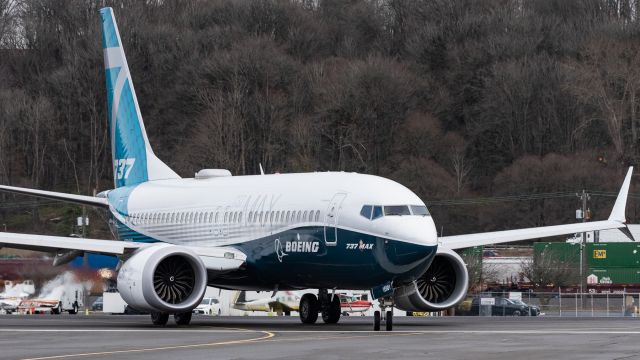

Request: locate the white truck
(20, 286), (84, 314)
(51, 285), (84, 314)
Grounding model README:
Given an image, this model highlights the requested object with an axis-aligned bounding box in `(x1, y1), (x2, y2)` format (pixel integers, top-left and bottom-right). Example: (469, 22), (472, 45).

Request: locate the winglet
(608, 166), (633, 223)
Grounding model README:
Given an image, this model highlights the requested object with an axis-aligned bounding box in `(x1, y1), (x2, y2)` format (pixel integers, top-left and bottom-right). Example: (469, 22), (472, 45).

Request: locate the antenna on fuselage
(259, 163), (265, 175)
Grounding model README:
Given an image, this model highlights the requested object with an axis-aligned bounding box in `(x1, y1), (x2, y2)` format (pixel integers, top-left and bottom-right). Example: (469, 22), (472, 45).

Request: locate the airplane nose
(383, 240), (436, 265)
(373, 216), (438, 246)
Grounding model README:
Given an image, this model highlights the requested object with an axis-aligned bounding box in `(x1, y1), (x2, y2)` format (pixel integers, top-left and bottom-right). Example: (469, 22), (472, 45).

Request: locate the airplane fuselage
(105, 172), (439, 291)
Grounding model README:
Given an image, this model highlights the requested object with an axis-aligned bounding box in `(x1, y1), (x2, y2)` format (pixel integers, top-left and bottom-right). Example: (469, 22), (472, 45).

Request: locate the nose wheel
(374, 297), (394, 331)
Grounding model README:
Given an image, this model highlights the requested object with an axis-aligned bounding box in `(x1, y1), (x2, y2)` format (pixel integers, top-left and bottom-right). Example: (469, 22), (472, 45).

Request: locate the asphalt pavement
(0, 314), (639, 360)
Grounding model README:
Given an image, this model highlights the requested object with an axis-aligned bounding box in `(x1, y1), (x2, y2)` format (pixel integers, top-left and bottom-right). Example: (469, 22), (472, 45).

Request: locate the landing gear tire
(69, 303), (79, 315)
(51, 302), (62, 315)
(151, 312), (169, 326)
(321, 295), (341, 324)
(174, 312), (192, 325)
(373, 311), (381, 331)
(385, 311), (393, 331)
(299, 293), (319, 324)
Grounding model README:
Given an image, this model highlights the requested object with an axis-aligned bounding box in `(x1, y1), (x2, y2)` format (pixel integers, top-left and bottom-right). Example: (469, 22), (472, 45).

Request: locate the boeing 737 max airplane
(0, 8), (634, 330)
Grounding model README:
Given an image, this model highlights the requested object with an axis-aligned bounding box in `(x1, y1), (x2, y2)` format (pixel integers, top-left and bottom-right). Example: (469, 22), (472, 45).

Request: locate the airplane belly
(210, 227), (437, 290)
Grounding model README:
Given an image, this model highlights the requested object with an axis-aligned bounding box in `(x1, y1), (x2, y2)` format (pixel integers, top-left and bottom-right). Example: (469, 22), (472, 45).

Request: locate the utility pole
(576, 190), (590, 305)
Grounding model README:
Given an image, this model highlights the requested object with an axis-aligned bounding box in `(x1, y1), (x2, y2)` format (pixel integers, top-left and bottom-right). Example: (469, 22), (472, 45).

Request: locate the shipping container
(587, 243), (640, 268)
(587, 268), (640, 285)
(534, 242), (640, 286)
(533, 242), (579, 262)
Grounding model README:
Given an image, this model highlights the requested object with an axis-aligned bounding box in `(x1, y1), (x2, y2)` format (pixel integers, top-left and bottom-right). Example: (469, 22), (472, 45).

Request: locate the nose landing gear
(374, 297), (394, 331)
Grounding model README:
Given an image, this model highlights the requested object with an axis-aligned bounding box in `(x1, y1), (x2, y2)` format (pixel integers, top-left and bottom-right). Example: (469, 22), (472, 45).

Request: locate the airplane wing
(439, 167), (634, 250)
(0, 232), (142, 255)
(0, 232), (246, 272)
(0, 185), (109, 208)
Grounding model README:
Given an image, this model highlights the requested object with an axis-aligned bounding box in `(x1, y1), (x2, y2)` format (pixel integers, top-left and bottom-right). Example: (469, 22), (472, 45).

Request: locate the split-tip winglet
(609, 166), (634, 223)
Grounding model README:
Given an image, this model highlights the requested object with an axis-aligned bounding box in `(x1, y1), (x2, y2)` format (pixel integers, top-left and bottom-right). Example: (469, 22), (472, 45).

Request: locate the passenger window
(372, 206), (383, 220)
(303, 211), (307, 221)
(360, 205), (372, 219)
(315, 210), (320, 222)
(286, 211), (291, 222)
(238, 212), (243, 223)
(297, 211), (302, 222)
(308, 211), (313, 222)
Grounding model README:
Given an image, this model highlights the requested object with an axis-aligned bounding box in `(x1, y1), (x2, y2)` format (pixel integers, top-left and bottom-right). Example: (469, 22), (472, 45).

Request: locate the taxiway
(0, 315), (639, 360)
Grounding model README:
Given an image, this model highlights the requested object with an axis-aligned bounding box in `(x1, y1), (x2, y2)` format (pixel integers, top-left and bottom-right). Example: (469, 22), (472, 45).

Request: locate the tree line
(1, 0), (640, 238)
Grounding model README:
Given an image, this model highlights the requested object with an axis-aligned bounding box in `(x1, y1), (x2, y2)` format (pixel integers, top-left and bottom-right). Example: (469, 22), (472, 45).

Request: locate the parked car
(461, 297), (540, 316)
(91, 297), (103, 312)
(193, 297), (221, 315)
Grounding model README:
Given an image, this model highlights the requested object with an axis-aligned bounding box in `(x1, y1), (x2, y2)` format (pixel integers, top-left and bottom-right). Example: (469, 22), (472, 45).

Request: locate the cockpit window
(360, 205), (372, 219)
(384, 205), (411, 216)
(372, 206), (383, 220)
(410, 205), (430, 216)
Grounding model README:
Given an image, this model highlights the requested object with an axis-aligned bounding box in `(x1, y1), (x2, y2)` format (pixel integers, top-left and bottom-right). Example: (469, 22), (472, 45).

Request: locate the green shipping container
(461, 246), (483, 257)
(588, 268), (640, 285)
(587, 243), (640, 268)
(533, 242), (580, 262)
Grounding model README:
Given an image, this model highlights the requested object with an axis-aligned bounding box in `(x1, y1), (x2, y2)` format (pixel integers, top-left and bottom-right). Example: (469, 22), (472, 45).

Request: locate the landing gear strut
(374, 297), (393, 331)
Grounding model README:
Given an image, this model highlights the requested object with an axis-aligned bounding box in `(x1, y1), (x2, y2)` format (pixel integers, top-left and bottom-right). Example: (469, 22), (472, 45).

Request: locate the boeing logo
(274, 234), (320, 262)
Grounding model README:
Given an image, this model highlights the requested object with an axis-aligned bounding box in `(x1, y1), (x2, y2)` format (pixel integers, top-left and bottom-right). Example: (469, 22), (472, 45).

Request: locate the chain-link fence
(456, 291), (640, 317)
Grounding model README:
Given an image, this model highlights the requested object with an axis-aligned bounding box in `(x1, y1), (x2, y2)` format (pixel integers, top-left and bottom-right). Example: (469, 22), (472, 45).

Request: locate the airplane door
(324, 193), (346, 246)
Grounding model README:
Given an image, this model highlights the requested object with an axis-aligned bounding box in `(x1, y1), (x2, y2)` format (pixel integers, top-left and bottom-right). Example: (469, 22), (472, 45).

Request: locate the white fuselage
(105, 171), (440, 290)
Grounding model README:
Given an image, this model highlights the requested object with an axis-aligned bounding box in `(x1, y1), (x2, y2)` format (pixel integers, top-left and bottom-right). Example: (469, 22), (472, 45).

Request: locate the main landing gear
(150, 311), (193, 326)
(299, 289), (341, 325)
(374, 297), (393, 331)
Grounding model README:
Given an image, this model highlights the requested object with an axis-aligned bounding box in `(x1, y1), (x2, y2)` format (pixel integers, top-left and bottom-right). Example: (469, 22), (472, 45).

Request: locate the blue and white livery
(0, 8), (634, 329)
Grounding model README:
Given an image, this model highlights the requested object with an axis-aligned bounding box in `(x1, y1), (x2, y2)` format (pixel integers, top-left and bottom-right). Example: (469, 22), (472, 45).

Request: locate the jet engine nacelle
(117, 244), (207, 313)
(393, 247), (468, 312)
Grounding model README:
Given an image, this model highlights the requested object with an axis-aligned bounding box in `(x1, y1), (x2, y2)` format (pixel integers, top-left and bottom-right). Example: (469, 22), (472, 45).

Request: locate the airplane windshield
(410, 205), (430, 216)
(360, 205), (430, 219)
(384, 206), (411, 216)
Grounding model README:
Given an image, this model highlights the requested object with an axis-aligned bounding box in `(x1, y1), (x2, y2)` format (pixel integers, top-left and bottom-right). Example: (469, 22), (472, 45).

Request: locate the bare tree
(520, 250), (579, 289)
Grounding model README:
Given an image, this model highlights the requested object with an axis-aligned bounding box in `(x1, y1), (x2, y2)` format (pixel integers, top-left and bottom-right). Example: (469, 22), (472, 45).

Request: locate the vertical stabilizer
(99, 7), (180, 188)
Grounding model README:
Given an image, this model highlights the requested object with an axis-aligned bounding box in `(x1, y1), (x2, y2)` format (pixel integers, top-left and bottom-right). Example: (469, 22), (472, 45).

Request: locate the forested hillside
(0, 0), (639, 238)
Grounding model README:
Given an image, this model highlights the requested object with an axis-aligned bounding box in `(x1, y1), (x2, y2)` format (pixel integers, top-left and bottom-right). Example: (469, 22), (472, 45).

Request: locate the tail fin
(230, 291), (246, 305)
(99, 8), (180, 188)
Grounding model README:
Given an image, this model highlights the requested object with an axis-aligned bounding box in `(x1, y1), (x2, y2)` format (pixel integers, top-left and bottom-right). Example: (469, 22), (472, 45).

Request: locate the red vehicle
(338, 293), (372, 316)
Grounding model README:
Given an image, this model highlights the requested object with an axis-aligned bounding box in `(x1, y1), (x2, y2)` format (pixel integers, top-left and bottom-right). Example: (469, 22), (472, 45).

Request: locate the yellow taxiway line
(20, 330), (275, 360)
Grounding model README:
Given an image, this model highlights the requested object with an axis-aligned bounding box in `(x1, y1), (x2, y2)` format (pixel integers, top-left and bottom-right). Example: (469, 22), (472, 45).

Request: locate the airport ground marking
(5, 329), (640, 335)
(19, 330), (275, 360)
